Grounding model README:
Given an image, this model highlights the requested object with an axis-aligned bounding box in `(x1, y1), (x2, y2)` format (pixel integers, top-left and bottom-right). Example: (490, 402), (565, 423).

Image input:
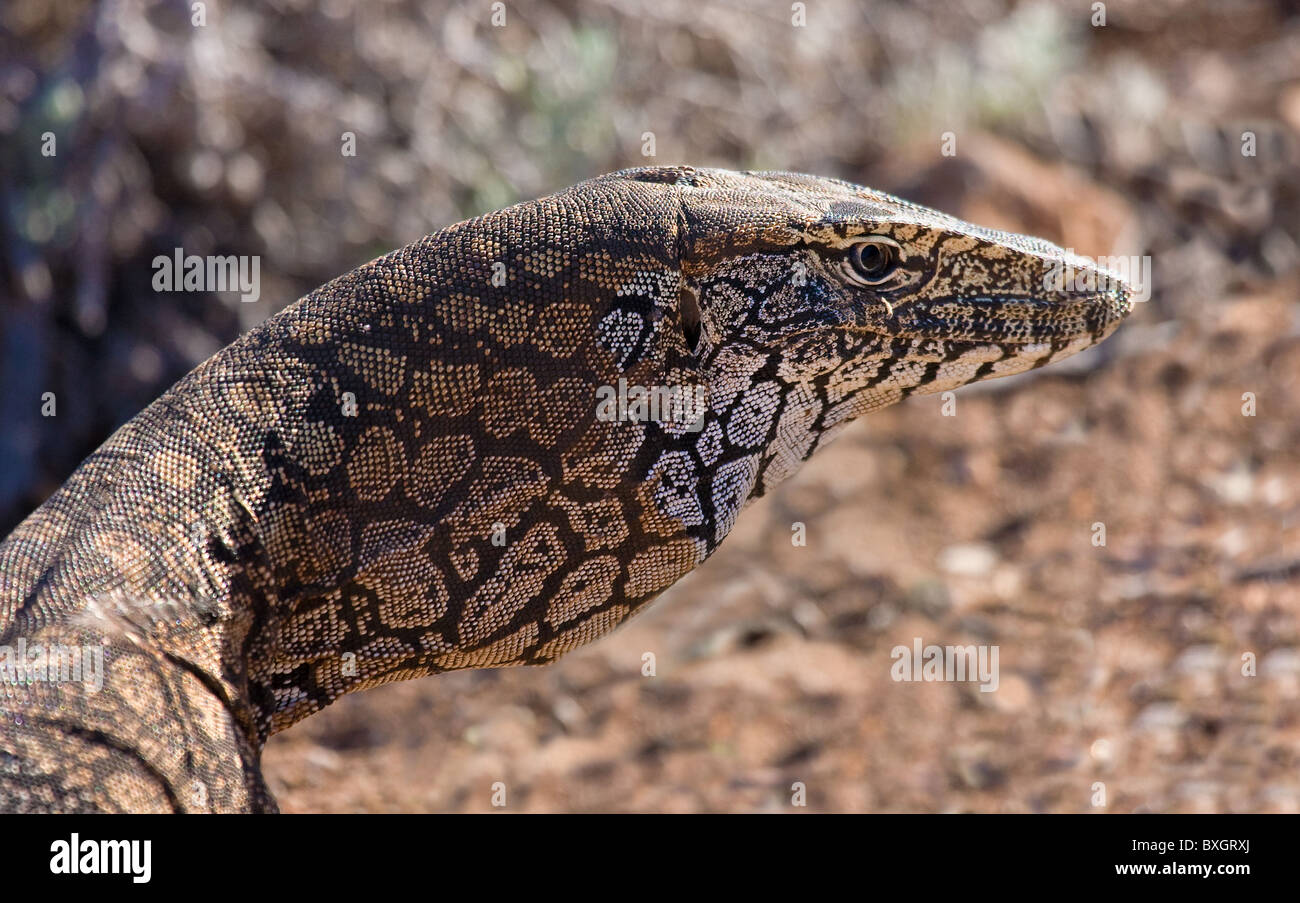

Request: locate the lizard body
(0, 167), (1131, 812)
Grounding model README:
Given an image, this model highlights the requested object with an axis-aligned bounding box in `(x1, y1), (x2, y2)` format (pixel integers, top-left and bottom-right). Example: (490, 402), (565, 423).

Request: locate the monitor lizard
(0, 166), (1133, 811)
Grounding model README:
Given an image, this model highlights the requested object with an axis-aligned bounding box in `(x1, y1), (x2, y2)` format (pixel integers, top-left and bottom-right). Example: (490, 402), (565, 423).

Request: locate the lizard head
(604, 166), (1134, 528)
(654, 167), (1133, 423)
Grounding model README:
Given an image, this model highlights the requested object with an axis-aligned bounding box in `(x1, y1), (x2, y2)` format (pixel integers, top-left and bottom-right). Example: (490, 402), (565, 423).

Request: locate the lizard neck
(0, 354), (296, 808)
(0, 366), (291, 750)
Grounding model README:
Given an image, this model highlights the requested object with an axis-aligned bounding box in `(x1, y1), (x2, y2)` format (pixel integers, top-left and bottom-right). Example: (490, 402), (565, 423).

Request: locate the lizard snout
(1054, 254), (1138, 345)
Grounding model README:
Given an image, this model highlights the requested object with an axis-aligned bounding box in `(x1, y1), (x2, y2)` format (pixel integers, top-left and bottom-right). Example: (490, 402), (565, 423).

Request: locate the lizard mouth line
(890, 292), (1130, 344)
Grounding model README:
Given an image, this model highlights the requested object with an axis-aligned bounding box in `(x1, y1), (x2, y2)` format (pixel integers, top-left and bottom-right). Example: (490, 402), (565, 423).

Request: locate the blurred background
(1, 0), (1297, 811)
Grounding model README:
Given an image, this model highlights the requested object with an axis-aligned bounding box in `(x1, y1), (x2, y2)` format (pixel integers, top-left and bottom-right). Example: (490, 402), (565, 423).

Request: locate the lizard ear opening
(678, 285), (702, 353)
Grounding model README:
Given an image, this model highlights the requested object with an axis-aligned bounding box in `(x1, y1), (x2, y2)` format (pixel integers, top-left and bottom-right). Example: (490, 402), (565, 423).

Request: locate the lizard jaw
(890, 281), (1134, 348)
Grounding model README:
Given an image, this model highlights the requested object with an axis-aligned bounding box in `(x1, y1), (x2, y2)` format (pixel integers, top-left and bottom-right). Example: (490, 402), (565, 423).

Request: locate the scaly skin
(0, 167), (1132, 811)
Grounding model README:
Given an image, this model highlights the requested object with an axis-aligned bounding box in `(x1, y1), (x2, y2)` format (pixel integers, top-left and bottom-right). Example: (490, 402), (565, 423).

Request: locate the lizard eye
(844, 237), (901, 286)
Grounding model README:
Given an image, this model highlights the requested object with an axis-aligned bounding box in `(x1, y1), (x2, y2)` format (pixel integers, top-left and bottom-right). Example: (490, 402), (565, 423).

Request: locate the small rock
(938, 543), (999, 578)
(1174, 644), (1225, 677)
(1134, 702), (1186, 732)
